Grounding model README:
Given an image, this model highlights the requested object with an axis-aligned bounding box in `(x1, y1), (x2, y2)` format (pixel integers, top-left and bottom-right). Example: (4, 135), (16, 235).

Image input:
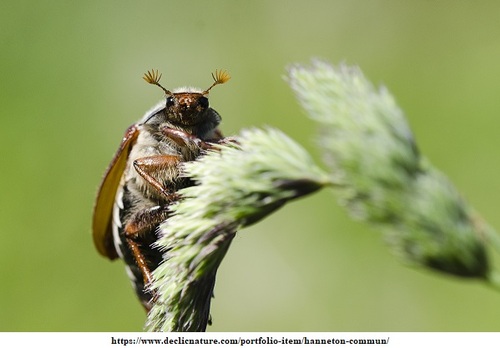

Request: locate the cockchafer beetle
(92, 69), (230, 311)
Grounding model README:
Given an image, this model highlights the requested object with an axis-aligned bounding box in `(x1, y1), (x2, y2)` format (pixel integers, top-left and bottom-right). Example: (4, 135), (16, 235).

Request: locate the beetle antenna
(143, 69), (173, 95)
(203, 69), (230, 95)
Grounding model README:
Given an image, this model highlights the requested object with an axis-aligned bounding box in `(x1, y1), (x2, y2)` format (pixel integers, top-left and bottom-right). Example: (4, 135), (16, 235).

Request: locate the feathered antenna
(203, 69), (231, 95)
(143, 69), (173, 95)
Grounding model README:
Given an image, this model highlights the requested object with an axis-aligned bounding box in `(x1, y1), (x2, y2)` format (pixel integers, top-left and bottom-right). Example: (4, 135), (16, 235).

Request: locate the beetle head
(143, 69), (230, 126)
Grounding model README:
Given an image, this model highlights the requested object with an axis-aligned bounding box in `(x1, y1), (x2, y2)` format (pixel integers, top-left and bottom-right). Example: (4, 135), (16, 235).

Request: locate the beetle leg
(126, 239), (153, 285)
(160, 126), (218, 150)
(161, 126), (240, 151)
(216, 136), (240, 146)
(133, 155), (182, 200)
(123, 205), (171, 296)
(123, 205), (171, 238)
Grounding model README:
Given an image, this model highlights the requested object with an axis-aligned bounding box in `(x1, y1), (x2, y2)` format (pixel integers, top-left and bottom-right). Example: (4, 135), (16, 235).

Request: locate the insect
(92, 69), (230, 313)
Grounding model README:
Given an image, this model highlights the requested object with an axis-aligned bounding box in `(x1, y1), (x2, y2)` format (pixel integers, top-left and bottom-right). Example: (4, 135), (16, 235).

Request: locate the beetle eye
(199, 96), (209, 109)
(166, 96), (175, 108)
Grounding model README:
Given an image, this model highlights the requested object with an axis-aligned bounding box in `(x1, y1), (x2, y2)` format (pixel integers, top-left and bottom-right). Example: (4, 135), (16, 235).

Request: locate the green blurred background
(2, 0), (500, 331)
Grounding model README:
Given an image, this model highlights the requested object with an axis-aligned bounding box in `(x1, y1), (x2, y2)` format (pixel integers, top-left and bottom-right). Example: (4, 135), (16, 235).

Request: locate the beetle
(92, 69), (230, 311)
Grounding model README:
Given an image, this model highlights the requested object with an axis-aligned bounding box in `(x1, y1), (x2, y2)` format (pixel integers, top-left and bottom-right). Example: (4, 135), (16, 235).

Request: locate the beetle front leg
(161, 126), (215, 150)
(161, 126), (238, 150)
